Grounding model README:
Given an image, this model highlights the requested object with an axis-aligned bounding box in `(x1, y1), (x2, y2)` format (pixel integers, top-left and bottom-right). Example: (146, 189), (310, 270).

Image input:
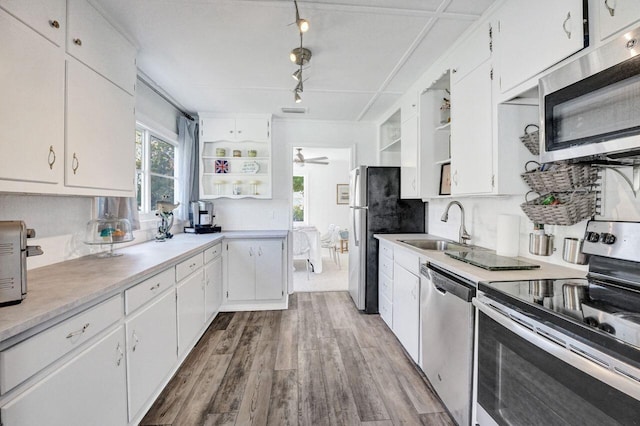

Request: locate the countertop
(0, 230), (288, 343)
(375, 234), (586, 284)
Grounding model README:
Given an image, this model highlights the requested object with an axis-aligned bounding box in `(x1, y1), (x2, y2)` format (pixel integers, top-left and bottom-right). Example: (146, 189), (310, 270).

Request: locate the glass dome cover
(84, 217), (134, 257)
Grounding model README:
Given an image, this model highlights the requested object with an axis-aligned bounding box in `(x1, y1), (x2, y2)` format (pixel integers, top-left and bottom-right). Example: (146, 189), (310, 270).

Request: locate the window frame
(292, 171), (309, 225)
(136, 121), (180, 221)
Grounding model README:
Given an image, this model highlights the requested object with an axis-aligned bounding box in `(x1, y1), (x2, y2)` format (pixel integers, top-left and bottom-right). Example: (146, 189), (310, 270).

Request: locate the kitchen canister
(215, 148), (226, 157)
(247, 150), (257, 157)
(562, 237), (589, 264)
(496, 214), (520, 257)
(529, 232), (554, 256)
(233, 150), (242, 157)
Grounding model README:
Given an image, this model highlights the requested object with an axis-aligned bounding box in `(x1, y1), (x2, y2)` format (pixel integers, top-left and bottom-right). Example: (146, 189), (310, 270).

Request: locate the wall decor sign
(439, 163), (451, 195)
(336, 184), (349, 204)
(215, 159), (229, 173)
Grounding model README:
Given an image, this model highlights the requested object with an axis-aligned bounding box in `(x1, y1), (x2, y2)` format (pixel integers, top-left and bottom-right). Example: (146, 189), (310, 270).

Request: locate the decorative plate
(215, 159), (229, 173)
(242, 161), (260, 174)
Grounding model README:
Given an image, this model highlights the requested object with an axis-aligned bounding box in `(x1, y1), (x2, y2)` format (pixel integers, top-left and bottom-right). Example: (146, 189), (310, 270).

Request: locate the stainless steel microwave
(540, 26), (640, 163)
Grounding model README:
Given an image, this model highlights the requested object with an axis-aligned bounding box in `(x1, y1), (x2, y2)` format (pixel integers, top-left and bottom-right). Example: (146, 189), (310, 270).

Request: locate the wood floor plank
(203, 412), (237, 426)
(419, 412), (456, 426)
(362, 346), (423, 424)
(210, 312), (235, 330)
(268, 369), (299, 426)
(260, 310), (282, 342)
(251, 338), (278, 372)
(214, 311), (250, 355)
(297, 292), (312, 302)
(275, 310), (298, 371)
(141, 330), (225, 425)
(288, 292), (298, 310)
(310, 293), (335, 338)
(298, 350), (330, 426)
(298, 300), (319, 351)
(172, 354), (233, 426)
(247, 310), (268, 327)
(334, 328), (390, 422)
(318, 338), (361, 425)
(325, 292), (351, 329)
(209, 325), (263, 414)
(236, 367), (274, 426)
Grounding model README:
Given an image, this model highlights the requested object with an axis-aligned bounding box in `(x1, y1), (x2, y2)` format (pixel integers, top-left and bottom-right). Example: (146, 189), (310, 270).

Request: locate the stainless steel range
(474, 220), (640, 425)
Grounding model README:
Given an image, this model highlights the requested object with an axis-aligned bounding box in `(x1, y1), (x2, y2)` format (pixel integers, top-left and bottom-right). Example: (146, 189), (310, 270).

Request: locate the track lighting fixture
(290, 0), (310, 103)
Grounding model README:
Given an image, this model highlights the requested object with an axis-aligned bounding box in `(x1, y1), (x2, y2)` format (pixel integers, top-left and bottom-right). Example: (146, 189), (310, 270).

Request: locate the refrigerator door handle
(350, 167), (360, 207)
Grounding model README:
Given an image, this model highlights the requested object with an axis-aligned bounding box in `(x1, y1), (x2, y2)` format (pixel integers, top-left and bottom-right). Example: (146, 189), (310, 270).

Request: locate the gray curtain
(177, 116), (199, 221)
(96, 197), (140, 230)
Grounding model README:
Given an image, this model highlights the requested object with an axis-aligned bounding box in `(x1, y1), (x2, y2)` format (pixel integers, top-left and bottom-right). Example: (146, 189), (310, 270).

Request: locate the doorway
(291, 146), (351, 292)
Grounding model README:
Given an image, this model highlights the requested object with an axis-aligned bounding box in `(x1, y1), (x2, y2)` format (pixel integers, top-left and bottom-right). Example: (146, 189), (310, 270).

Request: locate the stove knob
(601, 233), (617, 245)
(586, 232), (600, 243)
(584, 317), (599, 327)
(598, 323), (616, 335)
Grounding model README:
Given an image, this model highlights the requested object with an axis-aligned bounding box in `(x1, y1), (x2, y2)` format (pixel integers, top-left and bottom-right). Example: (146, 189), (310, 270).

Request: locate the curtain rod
(137, 76), (195, 122)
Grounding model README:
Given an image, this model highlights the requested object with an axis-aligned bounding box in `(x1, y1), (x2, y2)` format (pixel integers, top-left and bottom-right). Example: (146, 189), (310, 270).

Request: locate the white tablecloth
(294, 226), (322, 273)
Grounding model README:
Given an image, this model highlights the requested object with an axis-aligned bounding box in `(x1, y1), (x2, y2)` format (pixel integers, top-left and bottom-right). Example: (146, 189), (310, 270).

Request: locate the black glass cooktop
(445, 251), (541, 271)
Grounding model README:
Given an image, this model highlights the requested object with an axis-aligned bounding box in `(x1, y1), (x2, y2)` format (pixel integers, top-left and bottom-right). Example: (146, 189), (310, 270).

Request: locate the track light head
(292, 68), (302, 81)
(289, 47), (312, 65)
(297, 18), (309, 33)
(295, 80), (303, 92)
(294, 90), (302, 103)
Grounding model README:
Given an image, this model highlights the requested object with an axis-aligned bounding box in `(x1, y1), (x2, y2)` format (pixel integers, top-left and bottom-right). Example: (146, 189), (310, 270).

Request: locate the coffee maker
(188, 201), (220, 233)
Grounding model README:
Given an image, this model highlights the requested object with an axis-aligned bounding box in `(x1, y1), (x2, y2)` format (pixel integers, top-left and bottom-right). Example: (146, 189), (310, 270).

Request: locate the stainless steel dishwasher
(420, 263), (475, 426)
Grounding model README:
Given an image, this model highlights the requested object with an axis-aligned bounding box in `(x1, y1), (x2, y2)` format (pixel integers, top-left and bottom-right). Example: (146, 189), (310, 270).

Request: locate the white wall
(212, 119), (376, 231)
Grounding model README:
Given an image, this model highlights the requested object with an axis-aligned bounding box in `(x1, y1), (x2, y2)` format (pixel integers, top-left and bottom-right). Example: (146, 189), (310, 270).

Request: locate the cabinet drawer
(176, 253), (204, 282)
(0, 295), (123, 394)
(379, 295), (392, 328)
(204, 243), (222, 264)
(125, 268), (175, 314)
(379, 241), (394, 260)
(379, 271), (393, 303)
(379, 255), (394, 279)
(394, 248), (420, 276)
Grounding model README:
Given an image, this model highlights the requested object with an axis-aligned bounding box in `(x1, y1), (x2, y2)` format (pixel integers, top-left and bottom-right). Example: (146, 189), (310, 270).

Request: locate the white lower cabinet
(205, 255), (223, 321)
(392, 262), (420, 363)
(0, 326), (127, 426)
(177, 269), (206, 356)
(225, 238), (285, 305)
(126, 289), (178, 421)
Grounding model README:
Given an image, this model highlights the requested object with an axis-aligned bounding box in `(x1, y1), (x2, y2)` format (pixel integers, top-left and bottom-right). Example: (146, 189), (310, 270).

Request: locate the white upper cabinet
(201, 117), (270, 142)
(497, 0), (586, 93)
(0, 0), (65, 46)
(400, 115), (419, 198)
(0, 10), (64, 186)
(66, 0), (136, 95)
(599, 0), (640, 40)
(450, 21), (492, 84)
(65, 59), (135, 194)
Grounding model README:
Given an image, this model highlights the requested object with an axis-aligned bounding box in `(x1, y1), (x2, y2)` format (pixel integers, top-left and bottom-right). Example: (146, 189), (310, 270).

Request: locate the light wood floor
(141, 291), (454, 426)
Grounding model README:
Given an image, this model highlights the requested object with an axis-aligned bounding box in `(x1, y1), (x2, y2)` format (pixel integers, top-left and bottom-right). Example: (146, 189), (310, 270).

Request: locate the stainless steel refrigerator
(348, 166), (425, 313)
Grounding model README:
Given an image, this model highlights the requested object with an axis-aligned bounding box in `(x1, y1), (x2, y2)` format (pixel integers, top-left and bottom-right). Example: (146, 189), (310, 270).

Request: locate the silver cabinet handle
(66, 323), (90, 339)
(132, 332), (139, 352)
(605, 0), (615, 16)
(49, 19), (60, 29)
(562, 11), (572, 39)
(116, 343), (124, 366)
(48, 145), (56, 169)
(258, 247), (263, 256)
(150, 283), (161, 291)
(71, 153), (79, 174)
(453, 170), (458, 186)
(249, 247), (254, 256)
(73, 38), (82, 46)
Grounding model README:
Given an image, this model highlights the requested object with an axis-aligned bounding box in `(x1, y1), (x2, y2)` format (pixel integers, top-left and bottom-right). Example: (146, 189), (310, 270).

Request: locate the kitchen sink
(399, 239), (476, 252)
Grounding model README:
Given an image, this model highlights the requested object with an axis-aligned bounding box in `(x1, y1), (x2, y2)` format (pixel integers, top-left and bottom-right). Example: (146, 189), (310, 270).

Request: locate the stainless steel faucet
(441, 201), (471, 245)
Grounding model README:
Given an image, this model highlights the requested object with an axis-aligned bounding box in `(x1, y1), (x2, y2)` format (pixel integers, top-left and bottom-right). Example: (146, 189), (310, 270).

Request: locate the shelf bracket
(597, 164), (640, 198)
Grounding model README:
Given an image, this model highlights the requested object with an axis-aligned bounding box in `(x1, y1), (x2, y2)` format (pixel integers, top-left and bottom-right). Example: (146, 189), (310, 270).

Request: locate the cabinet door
(498, 0), (585, 92)
(1, 327), (127, 426)
(255, 239), (284, 300)
(201, 118), (236, 142)
(400, 115), (419, 198)
(66, 59), (135, 194)
(126, 290), (177, 421)
(235, 118), (270, 142)
(599, 0), (640, 40)
(0, 0), (65, 46)
(450, 60), (493, 195)
(392, 264), (420, 362)
(205, 256), (223, 320)
(226, 240), (257, 301)
(177, 269), (206, 355)
(66, 0), (136, 94)
(0, 10), (64, 186)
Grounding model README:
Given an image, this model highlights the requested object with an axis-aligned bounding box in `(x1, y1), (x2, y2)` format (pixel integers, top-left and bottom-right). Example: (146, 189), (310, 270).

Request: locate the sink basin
(399, 239), (475, 252)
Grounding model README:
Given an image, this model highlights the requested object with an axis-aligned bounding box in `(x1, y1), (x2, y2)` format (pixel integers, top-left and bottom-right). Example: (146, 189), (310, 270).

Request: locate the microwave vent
(0, 277), (15, 290)
(0, 242), (15, 256)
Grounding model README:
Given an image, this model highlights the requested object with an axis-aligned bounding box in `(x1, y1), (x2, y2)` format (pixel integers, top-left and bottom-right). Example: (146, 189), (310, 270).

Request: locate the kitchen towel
(496, 214), (520, 257)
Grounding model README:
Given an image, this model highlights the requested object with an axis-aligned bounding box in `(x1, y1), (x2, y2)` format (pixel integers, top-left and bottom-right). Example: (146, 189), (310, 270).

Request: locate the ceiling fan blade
(305, 160), (329, 165)
(304, 156), (328, 162)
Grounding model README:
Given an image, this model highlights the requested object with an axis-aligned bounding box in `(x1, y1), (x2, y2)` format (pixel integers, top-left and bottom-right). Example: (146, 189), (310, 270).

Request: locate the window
(136, 125), (178, 216)
(292, 174), (308, 224)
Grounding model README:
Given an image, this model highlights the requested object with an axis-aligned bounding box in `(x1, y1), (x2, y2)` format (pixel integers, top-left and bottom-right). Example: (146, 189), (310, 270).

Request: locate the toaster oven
(0, 221), (43, 306)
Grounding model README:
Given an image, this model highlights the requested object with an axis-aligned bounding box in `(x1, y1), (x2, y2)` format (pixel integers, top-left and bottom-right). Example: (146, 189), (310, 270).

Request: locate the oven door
(474, 297), (640, 426)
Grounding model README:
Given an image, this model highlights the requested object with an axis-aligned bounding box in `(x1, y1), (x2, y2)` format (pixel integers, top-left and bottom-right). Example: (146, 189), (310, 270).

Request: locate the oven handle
(473, 297), (640, 400)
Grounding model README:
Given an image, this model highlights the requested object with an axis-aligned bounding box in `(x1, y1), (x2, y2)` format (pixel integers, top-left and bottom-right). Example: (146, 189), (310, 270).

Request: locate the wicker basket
(519, 124), (540, 155)
(520, 191), (597, 226)
(521, 162), (598, 192)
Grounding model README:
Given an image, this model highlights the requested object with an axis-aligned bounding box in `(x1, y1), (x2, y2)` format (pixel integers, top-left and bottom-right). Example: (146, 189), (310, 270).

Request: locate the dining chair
(292, 229), (311, 279)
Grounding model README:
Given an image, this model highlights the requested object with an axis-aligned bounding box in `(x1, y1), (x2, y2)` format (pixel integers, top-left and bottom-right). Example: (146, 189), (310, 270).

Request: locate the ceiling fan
(293, 148), (329, 165)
